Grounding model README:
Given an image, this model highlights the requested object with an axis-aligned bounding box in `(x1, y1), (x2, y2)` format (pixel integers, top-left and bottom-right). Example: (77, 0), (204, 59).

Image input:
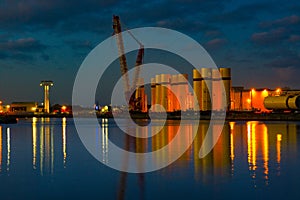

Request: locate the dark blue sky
(0, 0), (299, 105)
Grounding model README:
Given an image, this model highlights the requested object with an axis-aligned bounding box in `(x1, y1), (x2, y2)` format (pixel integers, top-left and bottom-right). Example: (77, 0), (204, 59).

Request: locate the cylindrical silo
(161, 74), (171, 112)
(193, 69), (202, 111)
(171, 75), (179, 112)
(177, 74), (188, 111)
(151, 78), (156, 112)
(212, 68), (222, 111)
(155, 75), (161, 112)
(220, 68), (231, 111)
(200, 68), (212, 111)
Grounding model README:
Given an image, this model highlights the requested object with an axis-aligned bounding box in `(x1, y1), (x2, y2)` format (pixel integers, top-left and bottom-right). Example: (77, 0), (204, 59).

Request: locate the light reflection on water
(0, 118), (299, 199)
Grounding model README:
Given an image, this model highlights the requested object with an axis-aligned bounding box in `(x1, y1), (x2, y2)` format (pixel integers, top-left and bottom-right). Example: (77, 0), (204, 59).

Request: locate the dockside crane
(112, 15), (144, 111)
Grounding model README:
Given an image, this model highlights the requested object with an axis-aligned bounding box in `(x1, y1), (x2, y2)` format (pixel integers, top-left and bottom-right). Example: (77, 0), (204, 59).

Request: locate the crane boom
(112, 15), (145, 111)
(112, 15), (131, 102)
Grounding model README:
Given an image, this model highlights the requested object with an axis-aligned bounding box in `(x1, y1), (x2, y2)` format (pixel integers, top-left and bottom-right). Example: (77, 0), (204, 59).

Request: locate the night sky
(0, 0), (299, 105)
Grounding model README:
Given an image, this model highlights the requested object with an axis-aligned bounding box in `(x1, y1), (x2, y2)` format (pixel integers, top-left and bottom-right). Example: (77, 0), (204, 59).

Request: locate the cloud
(264, 53), (300, 69)
(64, 40), (94, 50)
(209, 3), (270, 24)
(251, 27), (288, 45)
(205, 38), (227, 50)
(0, 37), (47, 52)
(260, 15), (300, 28)
(0, 0), (120, 29)
(288, 35), (300, 42)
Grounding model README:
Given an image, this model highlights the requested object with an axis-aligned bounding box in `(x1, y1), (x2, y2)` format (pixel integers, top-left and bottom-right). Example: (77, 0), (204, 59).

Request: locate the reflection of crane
(112, 15), (144, 111)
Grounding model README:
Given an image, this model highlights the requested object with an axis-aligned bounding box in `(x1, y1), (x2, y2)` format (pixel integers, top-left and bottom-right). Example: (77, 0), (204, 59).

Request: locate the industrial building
(10, 102), (38, 112)
(230, 88), (300, 112)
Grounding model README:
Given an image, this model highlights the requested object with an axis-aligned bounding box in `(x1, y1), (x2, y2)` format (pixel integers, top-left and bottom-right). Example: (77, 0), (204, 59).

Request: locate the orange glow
(275, 88), (281, 96)
(246, 98), (251, 104)
(247, 122), (257, 171)
(262, 89), (268, 97)
(251, 89), (256, 95)
(277, 134), (282, 164)
(262, 125), (269, 180)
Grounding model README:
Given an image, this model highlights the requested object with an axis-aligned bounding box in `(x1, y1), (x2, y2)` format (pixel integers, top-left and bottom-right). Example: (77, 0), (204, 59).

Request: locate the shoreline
(2, 111), (300, 122)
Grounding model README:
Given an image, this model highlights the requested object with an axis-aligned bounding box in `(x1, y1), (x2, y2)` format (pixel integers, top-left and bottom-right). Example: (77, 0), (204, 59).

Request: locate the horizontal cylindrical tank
(288, 96), (300, 110)
(264, 95), (300, 110)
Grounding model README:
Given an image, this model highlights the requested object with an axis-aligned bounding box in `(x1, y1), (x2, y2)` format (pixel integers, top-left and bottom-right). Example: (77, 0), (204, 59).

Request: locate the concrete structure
(200, 68), (212, 111)
(40, 81), (53, 113)
(151, 78), (156, 112)
(193, 69), (202, 111)
(220, 68), (231, 111)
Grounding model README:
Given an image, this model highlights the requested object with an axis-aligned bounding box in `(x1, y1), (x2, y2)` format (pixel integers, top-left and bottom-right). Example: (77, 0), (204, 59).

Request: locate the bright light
(262, 89), (268, 97)
(277, 134), (282, 142)
(6, 105), (10, 108)
(0, 101), (2, 104)
(247, 98), (251, 104)
(251, 88), (256, 95)
(31, 107), (37, 111)
(61, 106), (67, 111)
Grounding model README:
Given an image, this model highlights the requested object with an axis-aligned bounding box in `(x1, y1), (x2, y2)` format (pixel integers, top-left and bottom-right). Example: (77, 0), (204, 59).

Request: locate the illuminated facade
(10, 102), (38, 112)
(230, 87), (270, 112)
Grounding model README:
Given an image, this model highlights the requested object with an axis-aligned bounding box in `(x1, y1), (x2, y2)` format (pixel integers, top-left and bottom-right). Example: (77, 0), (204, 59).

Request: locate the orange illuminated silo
(212, 68), (222, 111)
(193, 69), (202, 111)
(151, 78), (156, 112)
(171, 75), (180, 111)
(161, 74), (171, 112)
(220, 68), (231, 111)
(187, 92), (194, 110)
(155, 75), (161, 112)
(201, 68), (212, 111)
(177, 74), (189, 111)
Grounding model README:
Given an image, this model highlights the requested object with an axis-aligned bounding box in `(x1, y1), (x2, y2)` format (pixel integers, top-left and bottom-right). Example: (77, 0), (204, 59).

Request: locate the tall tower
(40, 81), (53, 113)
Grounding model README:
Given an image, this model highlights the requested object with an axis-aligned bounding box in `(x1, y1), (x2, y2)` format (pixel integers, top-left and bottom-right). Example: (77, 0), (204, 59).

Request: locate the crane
(112, 15), (144, 111)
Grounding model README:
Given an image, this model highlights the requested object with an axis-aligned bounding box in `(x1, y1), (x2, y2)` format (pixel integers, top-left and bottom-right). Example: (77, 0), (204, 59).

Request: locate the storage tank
(287, 96), (300, 110)
(151, 78), (156, 111)
(200, 68), (212, 111)
(171, 75), (179, 111)
(264, 96), (291, 110)
(160, 74), (171, 112)
(220, 68), (231, 111)
(193, 69), (202, 111)
(155, 75), (161, 112)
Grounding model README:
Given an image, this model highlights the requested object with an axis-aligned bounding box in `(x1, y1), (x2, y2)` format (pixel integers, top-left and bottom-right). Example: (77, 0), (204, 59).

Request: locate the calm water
(0, 118), (300, 199)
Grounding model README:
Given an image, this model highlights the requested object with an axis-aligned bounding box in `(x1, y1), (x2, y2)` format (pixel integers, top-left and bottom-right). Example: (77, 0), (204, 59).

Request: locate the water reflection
(0, 118), (299, 194)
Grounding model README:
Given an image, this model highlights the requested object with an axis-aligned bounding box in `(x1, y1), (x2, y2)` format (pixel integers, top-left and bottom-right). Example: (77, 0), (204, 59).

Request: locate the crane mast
(112, 15), (145, 111)
(112, 15), (131, 102)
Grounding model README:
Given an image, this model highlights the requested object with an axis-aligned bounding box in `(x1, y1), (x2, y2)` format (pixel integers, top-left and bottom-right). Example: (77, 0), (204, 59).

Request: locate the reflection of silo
(220, 68), (231, 111)
(155, 75), (161, 112)
(171, 75), (180, 111)
(212, 69), (222, 111)
(151, 78), (156, 112)
(161, 74), (171, 112)
(193, 69), (202, 111)
(178, 74), (188, 111)
(201, 68), (212, 111)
